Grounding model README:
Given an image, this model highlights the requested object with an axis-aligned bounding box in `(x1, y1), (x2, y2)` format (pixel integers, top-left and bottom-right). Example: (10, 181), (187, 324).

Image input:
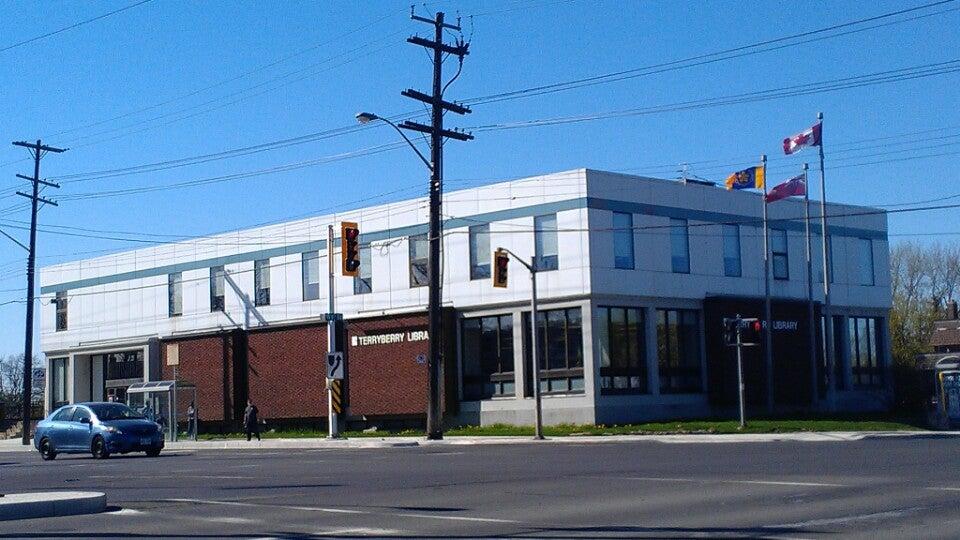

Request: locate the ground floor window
(523, 307), (584, 395)
(656, 309), (702, 393)
(461, 314), (514, 400)
(94, 350), (144, 382)
(849, 316), (884, 387)
(597, 306), (647, 393)
(50, 357), (68, 409)
(821, 315), (846, 390)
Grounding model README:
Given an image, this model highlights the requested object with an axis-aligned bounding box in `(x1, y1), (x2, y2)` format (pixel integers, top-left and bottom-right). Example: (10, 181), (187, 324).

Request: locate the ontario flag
(765, 174), (806, 203)
(783, 122), (822, 155)
(724, 166), (764, 191)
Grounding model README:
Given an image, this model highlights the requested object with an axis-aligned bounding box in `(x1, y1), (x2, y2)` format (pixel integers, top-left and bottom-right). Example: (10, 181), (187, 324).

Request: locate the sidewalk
(3, 430), (956, 452)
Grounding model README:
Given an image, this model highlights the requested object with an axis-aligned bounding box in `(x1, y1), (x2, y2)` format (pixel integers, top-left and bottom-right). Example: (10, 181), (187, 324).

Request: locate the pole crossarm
(401, 89), (471, 115)
(399, 121), (474, 141)
(15, 192), (58, 206)
(15, 174), (60, 188)
(12, 141), (67, 153)
(406, 36), (469, 56)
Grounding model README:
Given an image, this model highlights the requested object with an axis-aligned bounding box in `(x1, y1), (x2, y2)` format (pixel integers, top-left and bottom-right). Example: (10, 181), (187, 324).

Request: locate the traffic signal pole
(735, 322), (746, 429)
(327, 224), (339, 438)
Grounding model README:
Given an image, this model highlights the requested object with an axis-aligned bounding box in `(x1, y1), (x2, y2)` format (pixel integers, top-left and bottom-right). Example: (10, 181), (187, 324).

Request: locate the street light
(355, 112), (432, 171)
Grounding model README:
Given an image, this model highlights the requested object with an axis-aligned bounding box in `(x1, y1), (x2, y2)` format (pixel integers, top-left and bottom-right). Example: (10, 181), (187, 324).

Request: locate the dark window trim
(523, 307), (584, 396)
(599, 306), (647, 395)
(656, 308), (703, 394)
(409, 233), (429, 288)
(460, 314), (515, 401)
(209, 265), (225, 312)
(613, 212), (635, 270)
(469, 224), (491, 281)
(55, 291), (68, 331)
(771, 228), (789, 280)
(254, 259), (271, 307)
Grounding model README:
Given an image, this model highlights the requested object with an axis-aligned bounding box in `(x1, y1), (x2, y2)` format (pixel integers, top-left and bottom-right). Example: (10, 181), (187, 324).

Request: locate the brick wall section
(246, 325), (327, 419)
(160, 333), (234, 423)
(346, 314), (430, 417)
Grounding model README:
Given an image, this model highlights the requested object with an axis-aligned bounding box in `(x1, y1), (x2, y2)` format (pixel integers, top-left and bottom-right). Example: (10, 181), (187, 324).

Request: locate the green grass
(195, 415), (926, 440)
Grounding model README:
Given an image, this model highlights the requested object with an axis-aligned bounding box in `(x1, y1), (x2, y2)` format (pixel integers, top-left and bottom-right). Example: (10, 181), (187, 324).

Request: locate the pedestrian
(243, 399), (260, 442)
(186, 401), (197, 439)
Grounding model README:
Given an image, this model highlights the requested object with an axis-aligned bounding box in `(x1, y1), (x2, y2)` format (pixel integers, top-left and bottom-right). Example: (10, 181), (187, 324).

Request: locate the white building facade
(40, 169), (892, 427)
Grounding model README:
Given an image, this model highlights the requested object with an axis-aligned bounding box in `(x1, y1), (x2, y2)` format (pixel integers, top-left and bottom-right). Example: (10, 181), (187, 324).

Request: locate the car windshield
(88, 403), (144, 421)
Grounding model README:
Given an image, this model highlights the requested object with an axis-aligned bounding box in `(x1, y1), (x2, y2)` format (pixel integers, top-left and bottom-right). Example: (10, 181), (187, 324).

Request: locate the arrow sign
(326, 352), (344, 380)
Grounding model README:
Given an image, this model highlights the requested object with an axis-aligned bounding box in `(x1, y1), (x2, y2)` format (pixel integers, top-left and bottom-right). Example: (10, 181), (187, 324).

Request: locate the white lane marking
(314, 528), (404, 536)
(164, 498), (518, 523)
(90, 474), (252, 480)
(203, 516), (260, 524)
(927, 487), (960, 492)
(624, 477), (845, 488)
(767, 507), (924, 528)
(105, 508), (145, 516)
(424, 451), (465, 456)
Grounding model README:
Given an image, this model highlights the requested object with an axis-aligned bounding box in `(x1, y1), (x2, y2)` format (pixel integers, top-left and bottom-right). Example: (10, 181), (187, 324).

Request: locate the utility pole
(11, 139), (66, 446)
(400, 9), (473, 440)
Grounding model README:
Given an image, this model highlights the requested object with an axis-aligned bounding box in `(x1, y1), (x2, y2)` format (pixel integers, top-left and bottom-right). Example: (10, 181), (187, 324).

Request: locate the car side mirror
(80, 417), (91, 424)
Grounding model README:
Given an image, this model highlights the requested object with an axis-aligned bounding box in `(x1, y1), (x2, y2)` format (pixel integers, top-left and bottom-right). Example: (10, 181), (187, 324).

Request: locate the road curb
(0, 491), (106, 521)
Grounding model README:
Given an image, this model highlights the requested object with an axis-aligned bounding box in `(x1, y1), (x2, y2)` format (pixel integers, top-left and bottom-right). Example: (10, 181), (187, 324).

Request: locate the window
(100, 350), (144, 381)
(656, 309), (702, 393)
(849, 316), (883, 387)
(52, 406), (74, 422)
(598, 307), (646, 393)
(813, 233), (835, 283)
(523, 307), (584, 394)
(534, 214), (559, 271)
(209, 266), (225, 311)
(167, 273), (182, 317)
(409, 233), (428, 287)
(354, 245), (372, 294)
(821, 315), (845, 390)
(670, 218), (690, 273)
(301, 251), (320, 301)
(613, 212), (635, 269)
(461, 314), (514, 400)
(50, 358), (68, 409)
(722, 224), (742, 277)
(254, 259), (270, 306)
(771, 228), (789, 280)
(858, 238), (874, 286)
(469, 224), (491, 280)
(55, 291), (67, 331)
(71, 407), (91, 423)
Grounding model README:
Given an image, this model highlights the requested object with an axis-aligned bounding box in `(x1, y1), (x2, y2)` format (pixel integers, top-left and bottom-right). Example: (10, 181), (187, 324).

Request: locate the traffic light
(723, 317), (762, 346)
(493, 249), (509, 288)
(341, 222), (360, 277)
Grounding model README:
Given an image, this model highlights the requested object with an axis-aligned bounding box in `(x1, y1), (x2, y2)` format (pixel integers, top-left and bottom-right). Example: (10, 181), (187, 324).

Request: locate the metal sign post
(326, 225), (340, 439)
(724, 315), (761, 429)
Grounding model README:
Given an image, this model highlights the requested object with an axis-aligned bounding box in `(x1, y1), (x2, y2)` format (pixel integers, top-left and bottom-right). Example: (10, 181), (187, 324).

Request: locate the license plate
(140, 437), (151, 446)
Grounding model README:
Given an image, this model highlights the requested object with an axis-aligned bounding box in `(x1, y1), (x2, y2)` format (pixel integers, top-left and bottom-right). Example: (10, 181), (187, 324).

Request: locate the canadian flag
(783, 122), (822, 155)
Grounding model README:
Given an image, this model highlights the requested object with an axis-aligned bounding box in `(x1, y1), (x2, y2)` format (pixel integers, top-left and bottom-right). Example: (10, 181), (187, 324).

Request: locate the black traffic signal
(493, 249), (509, 288)
(341, 222), (360, 277)
(723, 317), (762, 346)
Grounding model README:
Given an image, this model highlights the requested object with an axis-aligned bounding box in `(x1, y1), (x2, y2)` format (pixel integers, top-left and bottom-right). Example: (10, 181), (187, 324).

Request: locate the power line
(0, 0), (152, 54)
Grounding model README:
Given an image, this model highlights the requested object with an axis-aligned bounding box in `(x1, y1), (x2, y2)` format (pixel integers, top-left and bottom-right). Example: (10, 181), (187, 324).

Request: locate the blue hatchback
(34, 402), (164, 460)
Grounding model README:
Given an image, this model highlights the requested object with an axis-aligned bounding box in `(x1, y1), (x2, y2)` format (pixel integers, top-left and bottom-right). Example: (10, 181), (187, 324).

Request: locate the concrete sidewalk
(3, 430), (956, 452)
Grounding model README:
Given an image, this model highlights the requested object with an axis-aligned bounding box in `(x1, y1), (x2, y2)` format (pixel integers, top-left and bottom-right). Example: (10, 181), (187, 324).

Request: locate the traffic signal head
(493, 249), (509, 288)
(341, 222), (360, 277)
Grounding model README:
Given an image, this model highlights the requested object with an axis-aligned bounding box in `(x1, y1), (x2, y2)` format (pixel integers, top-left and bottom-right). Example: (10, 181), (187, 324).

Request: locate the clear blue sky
(0, 0), (958, 359)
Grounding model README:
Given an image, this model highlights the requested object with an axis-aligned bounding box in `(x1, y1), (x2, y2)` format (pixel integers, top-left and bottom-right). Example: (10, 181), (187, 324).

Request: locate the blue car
(34, 402), (164, 460)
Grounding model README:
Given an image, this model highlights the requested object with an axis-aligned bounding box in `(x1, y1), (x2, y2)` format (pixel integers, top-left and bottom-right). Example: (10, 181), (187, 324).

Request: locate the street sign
(324, 313), (343, 322)
(326, 352), (344, 379)
(32, 368), (44, 380)
(415, 353), (427, 365)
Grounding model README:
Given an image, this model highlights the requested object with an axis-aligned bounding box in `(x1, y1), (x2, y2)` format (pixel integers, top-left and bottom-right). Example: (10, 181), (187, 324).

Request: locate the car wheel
(91, 436), (110, 459)
(145, 448), (161, 458)
(39, 438), (56, 461)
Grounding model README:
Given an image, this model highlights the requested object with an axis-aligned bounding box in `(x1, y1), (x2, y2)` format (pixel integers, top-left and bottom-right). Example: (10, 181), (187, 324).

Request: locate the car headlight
(103, 426), (123, 435)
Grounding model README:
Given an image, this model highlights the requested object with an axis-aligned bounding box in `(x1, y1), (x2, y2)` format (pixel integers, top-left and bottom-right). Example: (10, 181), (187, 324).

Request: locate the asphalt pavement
(2, 436), (960, 538)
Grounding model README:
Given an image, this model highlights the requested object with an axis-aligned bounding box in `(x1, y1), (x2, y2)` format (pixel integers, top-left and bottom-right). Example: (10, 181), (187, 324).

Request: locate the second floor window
(409, 233), (428, 287)
(859, 238), (875, 286)
(613, 212), (635, 269)
(354, 245), (372, 294)
(302, 251), (320, 301)
(55, 291), (68, 331)
(254, 259), (270, 306)
(168, 273), (182, 317)
(534, 214), (559, 271)
(722, 224), (742, 277)
(469, 224), (491, 280)
(210, 266), (225, 312)
(771, 229), (789, 280)
(670, 218), (690, 273)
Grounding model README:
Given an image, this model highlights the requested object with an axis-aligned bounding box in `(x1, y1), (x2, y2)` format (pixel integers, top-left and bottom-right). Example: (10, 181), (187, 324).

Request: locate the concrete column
(44, 357), (53, 415)
(511, 309), (526, 398)
(646, 307), (660, 396)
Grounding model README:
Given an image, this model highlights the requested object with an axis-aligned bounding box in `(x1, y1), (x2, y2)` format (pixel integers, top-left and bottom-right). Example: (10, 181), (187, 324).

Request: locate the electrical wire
(0, 0), (152, 54)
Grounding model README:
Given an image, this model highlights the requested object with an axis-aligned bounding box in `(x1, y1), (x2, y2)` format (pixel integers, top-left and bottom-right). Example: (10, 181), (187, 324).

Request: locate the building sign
(351, 330), (429, 347)
(757, 320), (800, 332)
(166, 343), (180, 366)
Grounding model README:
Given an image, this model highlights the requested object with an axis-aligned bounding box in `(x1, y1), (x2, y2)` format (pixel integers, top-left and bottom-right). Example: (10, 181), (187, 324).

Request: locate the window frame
(722, 224), (742, 277)
(771, 228), (789, 280)
(612, 212), (635, 270)
(656, 308), (703, 393)
(55, 291), (68, 331)
(209, 265), (225, 312)
(598, 306), (647, 394)
(670, 218), (690, 274)
(849, 316), (883, 387)
(858, 238), (875, 286)
(301, 251), (320, 301)
(460, 314), (515, 400)
(353, 244), (372, 295)
(523, 307), (584, 395)
(167, 272), (182, 317)
(534, 214), (559, 272)
(50, 357), (68, 409)
(254, 259), (271, 306)
(468, 223), (491, 280)
(409, 233), (429, 288)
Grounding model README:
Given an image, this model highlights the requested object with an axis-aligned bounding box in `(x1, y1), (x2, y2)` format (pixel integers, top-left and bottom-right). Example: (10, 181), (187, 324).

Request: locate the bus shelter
(126, 380), (197, 442)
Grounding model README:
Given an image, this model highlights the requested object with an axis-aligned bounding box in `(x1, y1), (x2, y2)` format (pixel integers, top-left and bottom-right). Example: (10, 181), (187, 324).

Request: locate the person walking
(243, 399), (260, 442)
(186, 401), (197, 440)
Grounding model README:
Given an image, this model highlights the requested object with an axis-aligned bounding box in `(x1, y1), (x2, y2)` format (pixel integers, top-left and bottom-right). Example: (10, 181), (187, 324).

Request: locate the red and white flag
(765, 174), (806, 203)
(783, 122), (822, 155)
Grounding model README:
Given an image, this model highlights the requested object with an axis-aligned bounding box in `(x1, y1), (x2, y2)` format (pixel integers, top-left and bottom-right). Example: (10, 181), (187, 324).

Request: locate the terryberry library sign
(351, 330), (429, 347)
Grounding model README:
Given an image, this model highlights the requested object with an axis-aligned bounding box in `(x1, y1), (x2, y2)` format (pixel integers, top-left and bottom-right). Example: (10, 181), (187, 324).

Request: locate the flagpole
(803, 163), (817, 406)
(761, 154), (774, 413)
(817, 112), (836, 409)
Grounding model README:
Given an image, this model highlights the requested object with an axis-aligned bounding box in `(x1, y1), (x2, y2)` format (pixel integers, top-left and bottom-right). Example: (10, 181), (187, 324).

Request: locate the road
(2, 437), (960, 538)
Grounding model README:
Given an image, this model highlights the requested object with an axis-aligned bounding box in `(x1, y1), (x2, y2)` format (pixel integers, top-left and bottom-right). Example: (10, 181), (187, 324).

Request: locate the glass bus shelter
(126, 380), (197, 442)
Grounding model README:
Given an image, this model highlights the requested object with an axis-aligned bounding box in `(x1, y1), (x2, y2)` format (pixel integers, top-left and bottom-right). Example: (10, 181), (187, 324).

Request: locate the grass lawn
(195, 415), (926, 440)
